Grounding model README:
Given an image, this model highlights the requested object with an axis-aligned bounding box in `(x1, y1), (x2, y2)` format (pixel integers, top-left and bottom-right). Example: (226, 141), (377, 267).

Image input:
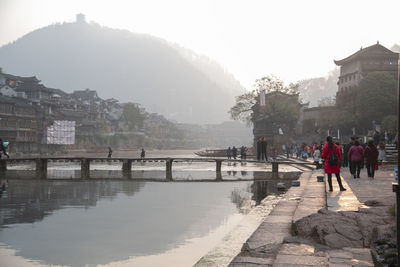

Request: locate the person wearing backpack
(322, 136), (346, 192)
(348, 140), (364, 178)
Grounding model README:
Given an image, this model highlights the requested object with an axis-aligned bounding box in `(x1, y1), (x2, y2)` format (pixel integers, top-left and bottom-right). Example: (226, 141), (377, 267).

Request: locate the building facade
(334, 42), (399, 105)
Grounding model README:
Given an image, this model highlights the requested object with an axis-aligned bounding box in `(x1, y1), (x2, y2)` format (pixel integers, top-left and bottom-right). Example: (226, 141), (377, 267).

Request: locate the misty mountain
(297, 68), (339, 107)
(0, 18), (244, 124)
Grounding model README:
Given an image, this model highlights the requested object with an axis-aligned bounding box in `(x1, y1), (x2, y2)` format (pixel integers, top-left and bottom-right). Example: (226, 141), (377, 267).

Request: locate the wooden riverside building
(334, 42), (399, 107)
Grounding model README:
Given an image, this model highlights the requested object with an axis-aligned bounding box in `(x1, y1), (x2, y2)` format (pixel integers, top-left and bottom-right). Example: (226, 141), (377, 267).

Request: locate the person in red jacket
(322, 136), (346, 192)
(363, 140), (379, 178)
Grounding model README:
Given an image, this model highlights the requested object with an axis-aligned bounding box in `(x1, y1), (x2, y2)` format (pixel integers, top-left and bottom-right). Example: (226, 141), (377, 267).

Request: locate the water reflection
(0, 180), (255, 267)
(0, 170), (299, 267)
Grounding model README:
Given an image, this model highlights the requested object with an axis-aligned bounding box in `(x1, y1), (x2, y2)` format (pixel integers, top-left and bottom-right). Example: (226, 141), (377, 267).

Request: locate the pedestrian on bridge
(140, 148), (145, 159)
(107, 146), (112, 158)
(227, 147), (232, 159)
(232, 146), (238, 160)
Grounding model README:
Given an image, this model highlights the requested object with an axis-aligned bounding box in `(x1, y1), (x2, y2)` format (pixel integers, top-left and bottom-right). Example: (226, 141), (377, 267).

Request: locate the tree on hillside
(122, 103), (146, 131)
(354, 72), (397, 128)
(229, 75), (299, 125)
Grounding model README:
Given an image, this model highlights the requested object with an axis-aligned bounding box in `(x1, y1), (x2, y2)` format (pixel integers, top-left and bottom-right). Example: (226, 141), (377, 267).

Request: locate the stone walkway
(326, 176), (364, 212)
(229, 171), (327, 266)
(227, 166), (388, 267)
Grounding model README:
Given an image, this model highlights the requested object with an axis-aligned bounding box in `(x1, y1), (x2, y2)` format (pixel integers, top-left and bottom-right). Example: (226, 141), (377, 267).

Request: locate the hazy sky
(0, 0), (399, 89)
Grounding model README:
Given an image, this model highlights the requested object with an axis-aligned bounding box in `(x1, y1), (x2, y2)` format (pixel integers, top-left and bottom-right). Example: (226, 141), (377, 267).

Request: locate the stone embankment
(227, 165), (395, 266)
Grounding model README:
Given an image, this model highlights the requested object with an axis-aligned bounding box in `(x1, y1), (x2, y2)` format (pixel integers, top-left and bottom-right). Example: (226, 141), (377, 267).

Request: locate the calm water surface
(0, 155), (297, 267)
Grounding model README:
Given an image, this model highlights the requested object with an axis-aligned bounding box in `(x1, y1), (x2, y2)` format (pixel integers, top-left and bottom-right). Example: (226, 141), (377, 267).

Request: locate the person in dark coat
(107, 146), (112, 158)
(232, 146), (238, 160)
(364, 140), (379, 178)
(261, 138), (267, 161)
(345, 137), (355, 175)
(140, 148), (146, 159)
(256, 138), (262, 160)
(373, 131), (380, 145)
(240, 146), (247, 160)
(322, 136), (346, 192)
(227, 147), (232, 159)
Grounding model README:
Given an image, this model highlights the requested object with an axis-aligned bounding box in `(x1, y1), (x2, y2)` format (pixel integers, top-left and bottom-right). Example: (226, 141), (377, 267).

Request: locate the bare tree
(229, 75), (299, 125)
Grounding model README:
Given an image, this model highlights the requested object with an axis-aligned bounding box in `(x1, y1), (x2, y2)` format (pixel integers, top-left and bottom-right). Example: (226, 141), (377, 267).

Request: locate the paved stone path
(339, 165), (395, 205)
(227, 167), (382, 267)
(326, 176), (364, 212)
(229, 171), (327, 266)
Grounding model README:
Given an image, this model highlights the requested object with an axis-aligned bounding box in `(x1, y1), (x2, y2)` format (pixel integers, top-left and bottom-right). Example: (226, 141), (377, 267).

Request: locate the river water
(0, 150), (300, 267)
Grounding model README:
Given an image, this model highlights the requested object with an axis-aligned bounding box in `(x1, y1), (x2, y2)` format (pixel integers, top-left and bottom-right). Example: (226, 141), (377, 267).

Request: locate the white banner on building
(43, 120), (75, 144)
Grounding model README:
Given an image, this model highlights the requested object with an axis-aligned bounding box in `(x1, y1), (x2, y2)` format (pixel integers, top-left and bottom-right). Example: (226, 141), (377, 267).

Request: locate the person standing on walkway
(313, 146), (321, 169)
(140, 148), (145, 159)
(322, 136), (346, 192)
(261, 138), (267, 161)
(364, 140), (379, 178)
(377, 142), (387, 164)
(345, 137), (355, 175)
(348, 140), (364, 178)
(107, 146), (112, 158)
(256, 138), (262, 160)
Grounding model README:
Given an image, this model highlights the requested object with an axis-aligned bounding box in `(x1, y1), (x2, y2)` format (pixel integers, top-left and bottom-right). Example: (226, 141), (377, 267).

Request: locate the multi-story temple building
(334, 42), (399, 105)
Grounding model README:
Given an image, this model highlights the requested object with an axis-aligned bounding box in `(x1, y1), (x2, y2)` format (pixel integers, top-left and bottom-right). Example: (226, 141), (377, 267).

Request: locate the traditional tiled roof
(16, 82), (68, 97)
(334, 43), (399, 66)
(72, 89), (99, 100)
(3, 73), (40, 83)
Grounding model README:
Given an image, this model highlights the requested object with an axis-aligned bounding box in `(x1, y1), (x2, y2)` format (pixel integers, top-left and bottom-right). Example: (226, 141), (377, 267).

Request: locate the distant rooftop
(76, 13), (86, 24)
(334, 42), (399, 66)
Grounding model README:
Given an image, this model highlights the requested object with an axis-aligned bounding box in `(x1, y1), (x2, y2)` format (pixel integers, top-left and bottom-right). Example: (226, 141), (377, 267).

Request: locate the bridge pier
(216, 160), (222, 180)
(166, 159), (173, 181)
(122, 160), (132, 178)
(272, 162), (279, 178)
(0, 160), (7, 173)
(36, 158), (48, 179)
(81, 159), (90, 179)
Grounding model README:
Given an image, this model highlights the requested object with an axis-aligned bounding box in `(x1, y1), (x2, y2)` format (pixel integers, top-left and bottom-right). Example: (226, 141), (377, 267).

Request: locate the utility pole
(395, 56), (400, 266)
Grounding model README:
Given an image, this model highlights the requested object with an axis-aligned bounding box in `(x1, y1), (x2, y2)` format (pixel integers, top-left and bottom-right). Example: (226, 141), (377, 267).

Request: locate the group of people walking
(226, 146), (247, 160)
(321, 135), (381, 192)
(346, 138), (379, 179)
(256, 137), (268, 161)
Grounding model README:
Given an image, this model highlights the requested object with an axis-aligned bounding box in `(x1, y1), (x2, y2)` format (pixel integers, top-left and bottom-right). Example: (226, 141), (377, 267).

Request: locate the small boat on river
(195, 148), (254, 157)
(195, 149), (227, 157)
